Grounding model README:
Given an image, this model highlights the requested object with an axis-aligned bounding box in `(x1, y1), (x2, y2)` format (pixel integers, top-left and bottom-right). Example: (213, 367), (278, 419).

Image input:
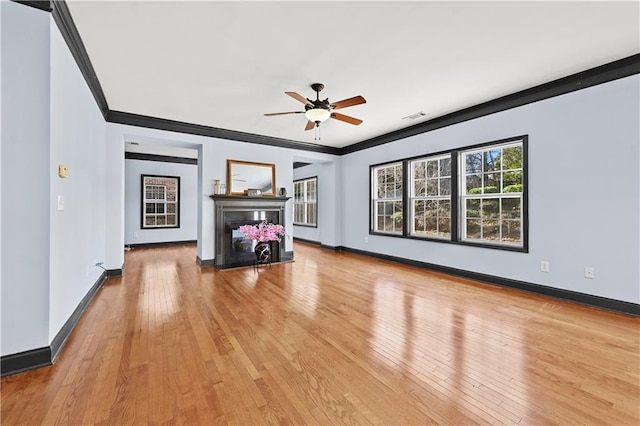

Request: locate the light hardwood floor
(1, 242), (639, 425)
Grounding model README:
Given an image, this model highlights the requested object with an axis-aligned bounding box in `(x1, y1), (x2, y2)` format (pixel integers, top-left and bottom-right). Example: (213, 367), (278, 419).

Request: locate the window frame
(409, 153), (454, 240)
(459, 141), (525, 248)
(369, 135), (528, 252)
(370, 161), (405, 236)
(141, 174), (180, 229)
(293, 176), (318, 228)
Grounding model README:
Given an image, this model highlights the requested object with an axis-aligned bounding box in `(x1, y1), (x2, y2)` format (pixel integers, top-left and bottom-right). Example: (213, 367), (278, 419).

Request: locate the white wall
(1, 1), (51, 355)
(105, 125), (125, 271)
(125, 159), (197, 244)
(104, 124), (338, 265)
(340, 75), (640, 304)
(1, 0), (109, 355)
(0, 0), (3, 348)
(48, 18), (107, 340)
(292, 159), (342, 248)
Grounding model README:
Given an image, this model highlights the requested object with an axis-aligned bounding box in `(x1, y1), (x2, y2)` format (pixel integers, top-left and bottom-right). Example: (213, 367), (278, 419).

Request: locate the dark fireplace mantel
(211, 195), (291, 269)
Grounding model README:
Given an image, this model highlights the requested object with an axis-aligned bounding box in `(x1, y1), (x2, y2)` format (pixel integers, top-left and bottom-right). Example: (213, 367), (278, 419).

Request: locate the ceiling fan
(264, 83), (366, 131)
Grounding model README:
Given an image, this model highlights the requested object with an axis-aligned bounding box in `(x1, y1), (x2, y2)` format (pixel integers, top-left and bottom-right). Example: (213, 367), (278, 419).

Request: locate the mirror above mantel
(227, 159), (276, 196)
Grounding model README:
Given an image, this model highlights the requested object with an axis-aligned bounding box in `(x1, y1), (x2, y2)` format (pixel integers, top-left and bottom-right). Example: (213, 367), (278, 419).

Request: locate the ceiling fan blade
(331, 95), (366, 110)
(331, 112), (363, 126)
(264, 111), (304, 116)
(286, 92), (313, 106)
(304, 121), (315, 131)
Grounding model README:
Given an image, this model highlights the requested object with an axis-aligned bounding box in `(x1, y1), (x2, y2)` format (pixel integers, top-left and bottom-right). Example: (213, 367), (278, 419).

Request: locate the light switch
(58, 164), (68, 178)
(57, 195), (65, 211)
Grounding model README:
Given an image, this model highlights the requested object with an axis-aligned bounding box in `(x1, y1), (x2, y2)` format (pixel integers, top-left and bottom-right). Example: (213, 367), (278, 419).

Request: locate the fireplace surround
(211, 195), (291, 269)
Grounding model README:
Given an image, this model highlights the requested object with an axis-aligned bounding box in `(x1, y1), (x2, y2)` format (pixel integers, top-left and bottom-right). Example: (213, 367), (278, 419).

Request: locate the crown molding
(46, 0), (640, 156)
(11, 0), (51, 12)
(50, 0), (109, 118)
(341, 54), (640, 154)
(107, 110), (341, 155)
(124, 152), (198, 165)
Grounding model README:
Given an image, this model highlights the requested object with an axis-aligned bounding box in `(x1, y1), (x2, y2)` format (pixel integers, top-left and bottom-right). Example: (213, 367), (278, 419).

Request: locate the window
(370, 136), (527, 251)
(371, 162), (403, 234)
(293, 177), (317, 226)
(461, 142), (523, 246)
(141, 175), (180, 228)
(410, 155), (452, 238)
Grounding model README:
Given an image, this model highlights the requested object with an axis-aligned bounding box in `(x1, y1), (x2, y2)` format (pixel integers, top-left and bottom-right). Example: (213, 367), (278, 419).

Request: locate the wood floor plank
(2, 242), (638, 425)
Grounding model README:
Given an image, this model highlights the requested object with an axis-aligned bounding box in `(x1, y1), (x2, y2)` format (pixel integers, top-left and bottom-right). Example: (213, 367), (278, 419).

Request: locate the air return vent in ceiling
(402, 111), (427, 120)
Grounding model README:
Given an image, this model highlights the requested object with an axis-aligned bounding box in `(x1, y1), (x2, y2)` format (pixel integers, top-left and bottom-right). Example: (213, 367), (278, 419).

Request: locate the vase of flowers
(254, 241), (271, 264)
(237, 221), (286, 266)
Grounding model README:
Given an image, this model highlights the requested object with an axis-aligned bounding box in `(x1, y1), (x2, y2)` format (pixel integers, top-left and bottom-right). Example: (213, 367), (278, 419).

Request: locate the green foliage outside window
(371, 137), (526, 250)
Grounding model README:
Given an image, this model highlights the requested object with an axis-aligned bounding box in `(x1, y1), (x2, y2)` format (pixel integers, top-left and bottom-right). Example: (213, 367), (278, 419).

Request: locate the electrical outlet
(364, 236), (369, 244)
(584, 267), (595, 279)
(133, 232), (138, 238)
(540, 261), (550, 273)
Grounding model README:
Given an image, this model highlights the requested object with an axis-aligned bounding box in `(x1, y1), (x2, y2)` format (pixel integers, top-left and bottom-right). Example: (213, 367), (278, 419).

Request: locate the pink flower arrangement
(238, 221), (286, 242)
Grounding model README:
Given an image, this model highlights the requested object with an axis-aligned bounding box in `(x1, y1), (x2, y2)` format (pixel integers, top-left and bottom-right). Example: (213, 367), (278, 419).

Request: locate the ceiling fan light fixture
(305, 108), (331, 123)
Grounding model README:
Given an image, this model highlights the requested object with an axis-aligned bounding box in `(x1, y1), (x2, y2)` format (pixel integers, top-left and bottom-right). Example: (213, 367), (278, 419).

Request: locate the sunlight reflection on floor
(138, 261), (181, 323)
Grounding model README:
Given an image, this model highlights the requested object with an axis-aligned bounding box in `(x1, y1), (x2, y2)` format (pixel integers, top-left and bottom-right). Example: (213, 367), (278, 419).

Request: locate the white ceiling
(67, 1), (639, 149)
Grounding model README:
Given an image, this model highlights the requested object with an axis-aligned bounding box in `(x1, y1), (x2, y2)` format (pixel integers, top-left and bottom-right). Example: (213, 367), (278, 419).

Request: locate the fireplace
(226, 218), (280, 267)
(230, 222), (258, 259)
(212, 195), (290, 269)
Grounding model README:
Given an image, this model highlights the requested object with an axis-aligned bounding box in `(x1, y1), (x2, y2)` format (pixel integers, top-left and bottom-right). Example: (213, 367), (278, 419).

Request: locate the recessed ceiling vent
(402, 111), (427, 120)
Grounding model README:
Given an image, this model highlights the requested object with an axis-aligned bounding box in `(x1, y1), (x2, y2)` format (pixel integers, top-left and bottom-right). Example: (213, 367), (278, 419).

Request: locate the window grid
(461, 142), (523, 246)
(293, 177), (317, 226)
(410, 155), (452, 239)
(372, 163), (403, 234)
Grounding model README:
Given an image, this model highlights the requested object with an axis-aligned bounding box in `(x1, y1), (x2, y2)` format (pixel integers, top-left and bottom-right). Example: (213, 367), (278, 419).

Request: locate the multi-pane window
(370, 136), (527, 251)
(372, 163), (403, 234)
(293, 177), (317, 226)
(461, 142), (523, 245)
(142, 175), (179, 228)
(410, 155), (451, 238)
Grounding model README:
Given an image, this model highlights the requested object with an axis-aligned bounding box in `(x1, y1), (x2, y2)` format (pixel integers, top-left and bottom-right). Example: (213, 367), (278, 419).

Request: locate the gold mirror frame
(226, 160), (276, 196)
